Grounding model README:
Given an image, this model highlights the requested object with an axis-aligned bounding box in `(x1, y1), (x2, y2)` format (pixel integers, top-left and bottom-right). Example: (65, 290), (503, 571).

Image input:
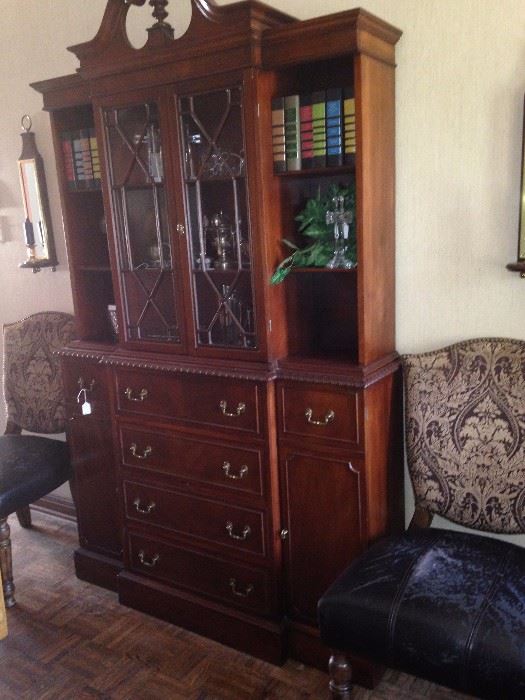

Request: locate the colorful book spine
(62, 128), (101, 190)
(73, 134), (87, 188)
(89, 128), (101, 186)
(61, 131), (76, 188)
(80, 129), (94, 183)
(326, 88), (343, 167)
(311, 90), (326, 168)
(271, 97), (286, 173)
(284, 94), (301, 171)
(299, 93), (314, 169)
(343, 88), (356, 164)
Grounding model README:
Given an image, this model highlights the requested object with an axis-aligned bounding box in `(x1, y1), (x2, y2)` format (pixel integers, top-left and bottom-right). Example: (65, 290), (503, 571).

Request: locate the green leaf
(270, 267), (290, 284)
(271, 182), (357, 282)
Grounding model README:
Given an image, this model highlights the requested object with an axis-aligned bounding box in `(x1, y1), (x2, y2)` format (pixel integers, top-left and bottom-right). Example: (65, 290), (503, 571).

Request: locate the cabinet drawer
(115, 368), (262, 436)
(123, 480), (266, 557)
(278, 382), (360, 446)
(119, 424), (264, 497)
(127, 533), (274, 615)
(62, 358), (110, 418)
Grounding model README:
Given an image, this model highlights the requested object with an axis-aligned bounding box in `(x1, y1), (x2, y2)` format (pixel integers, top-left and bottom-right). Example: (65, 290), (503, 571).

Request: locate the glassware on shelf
(147, 123), (163, 183)
(325, 195), (355, 270)
(206, 211), (236, 270)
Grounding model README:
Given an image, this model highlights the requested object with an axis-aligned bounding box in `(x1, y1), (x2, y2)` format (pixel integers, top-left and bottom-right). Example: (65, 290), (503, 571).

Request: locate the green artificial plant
(270, 183), (356, 285)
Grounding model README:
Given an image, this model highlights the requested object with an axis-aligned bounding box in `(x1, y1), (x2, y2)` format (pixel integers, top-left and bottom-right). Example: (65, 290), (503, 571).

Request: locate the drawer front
(279, 382), (360, 446)
(123, 480), (266, 556)
(127, 533), (274, 615)
(62, 358), (110, 418)
(119, 424), (264, 497)
(115, 368), (262, 435)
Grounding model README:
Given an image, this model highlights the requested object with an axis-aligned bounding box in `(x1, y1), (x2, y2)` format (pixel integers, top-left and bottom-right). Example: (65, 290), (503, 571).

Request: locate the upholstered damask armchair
(0, 311), (76, 606)
(319, 338), (525, 699)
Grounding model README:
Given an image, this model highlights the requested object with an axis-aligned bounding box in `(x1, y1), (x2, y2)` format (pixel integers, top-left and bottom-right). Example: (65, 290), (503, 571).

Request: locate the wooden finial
(150, 0), (170, 25)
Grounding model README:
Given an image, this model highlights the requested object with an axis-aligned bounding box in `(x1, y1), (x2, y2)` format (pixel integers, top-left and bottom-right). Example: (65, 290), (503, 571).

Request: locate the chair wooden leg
(328, 653), (353, 699)
(16, 506), (32, 529)
(0, 518), (15, 607)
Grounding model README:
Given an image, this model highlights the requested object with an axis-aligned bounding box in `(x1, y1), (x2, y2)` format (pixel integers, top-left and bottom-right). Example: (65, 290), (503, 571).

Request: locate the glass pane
(123, 188), (172, 270)
(104, 101), (180, 344)
(122, 269), (180, 342)
(179, 86), (257, 350)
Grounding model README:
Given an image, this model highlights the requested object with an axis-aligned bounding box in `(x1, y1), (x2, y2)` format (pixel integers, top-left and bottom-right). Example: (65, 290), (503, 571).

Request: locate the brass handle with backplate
(138, 550), (159, 568)
(222, 462), (249, 480)
(124, 387), (148, 402)
(225, 521), (251, 541)
(304, 407), (335, 426)
(133, 497), (156, 514)
(229, 578), (254, 598)
(129, 443), (152, 460)
(219, 400), (246, 418)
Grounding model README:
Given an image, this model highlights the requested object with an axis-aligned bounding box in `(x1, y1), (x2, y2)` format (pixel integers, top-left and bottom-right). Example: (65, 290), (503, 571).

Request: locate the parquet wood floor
(0, 513), (473, 699)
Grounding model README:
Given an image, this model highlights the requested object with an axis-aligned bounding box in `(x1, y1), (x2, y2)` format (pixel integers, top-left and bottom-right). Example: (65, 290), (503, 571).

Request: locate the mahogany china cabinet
(33, 0), (403, 674)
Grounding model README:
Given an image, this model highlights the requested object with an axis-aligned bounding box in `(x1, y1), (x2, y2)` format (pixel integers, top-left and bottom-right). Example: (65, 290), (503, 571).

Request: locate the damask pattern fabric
(3, 312), (76, 434)
(403, 338), (525, 534)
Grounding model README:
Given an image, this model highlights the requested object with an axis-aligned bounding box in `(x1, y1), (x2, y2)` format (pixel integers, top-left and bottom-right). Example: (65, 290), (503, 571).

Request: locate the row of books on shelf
(271, 88), (355, 172)
(61, 128), (101, 190)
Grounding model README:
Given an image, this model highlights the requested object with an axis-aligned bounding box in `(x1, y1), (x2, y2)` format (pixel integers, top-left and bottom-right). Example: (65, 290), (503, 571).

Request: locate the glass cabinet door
(103, 102), (181, 344)
(178, 86), (257, 350)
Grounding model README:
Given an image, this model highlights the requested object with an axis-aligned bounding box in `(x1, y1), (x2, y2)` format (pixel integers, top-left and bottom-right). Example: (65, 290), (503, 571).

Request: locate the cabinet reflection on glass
(179, 85), (257, 350)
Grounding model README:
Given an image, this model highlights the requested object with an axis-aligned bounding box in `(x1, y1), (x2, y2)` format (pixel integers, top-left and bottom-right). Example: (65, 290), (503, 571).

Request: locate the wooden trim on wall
(32, 494), (77, 523)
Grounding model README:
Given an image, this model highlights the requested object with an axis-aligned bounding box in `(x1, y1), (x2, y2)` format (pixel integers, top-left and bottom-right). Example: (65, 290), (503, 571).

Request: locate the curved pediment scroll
(68, 0), (295, 81)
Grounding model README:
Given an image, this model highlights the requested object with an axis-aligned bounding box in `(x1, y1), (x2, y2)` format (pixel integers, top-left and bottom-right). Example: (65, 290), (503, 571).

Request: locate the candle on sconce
(23, 217), (35, 247)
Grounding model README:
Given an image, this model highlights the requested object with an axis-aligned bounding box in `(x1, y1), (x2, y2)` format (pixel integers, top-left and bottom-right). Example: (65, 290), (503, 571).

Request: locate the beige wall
(1, 0), (524, 538)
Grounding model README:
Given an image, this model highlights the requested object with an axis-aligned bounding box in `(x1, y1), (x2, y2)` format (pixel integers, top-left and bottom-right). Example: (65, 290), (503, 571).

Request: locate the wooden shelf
(66, 185), (101, 193)
(78, 265), (111, 272)
(275, 161), (355, 179)
(291, 266), (357, 274)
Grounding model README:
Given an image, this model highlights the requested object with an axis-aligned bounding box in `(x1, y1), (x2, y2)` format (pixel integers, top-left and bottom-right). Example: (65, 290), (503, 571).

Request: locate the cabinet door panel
(280, 449), (364, 624)
(100, 96), (184, 347)
(68, 414), (121, 558)
(177, 85), (258, 351)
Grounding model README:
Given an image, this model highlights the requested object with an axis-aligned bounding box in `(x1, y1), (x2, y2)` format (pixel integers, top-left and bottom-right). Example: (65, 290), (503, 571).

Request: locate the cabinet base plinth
(118, 571), (287, 665)
(74, 548), (122, 592)
(288, 621), (384, 689)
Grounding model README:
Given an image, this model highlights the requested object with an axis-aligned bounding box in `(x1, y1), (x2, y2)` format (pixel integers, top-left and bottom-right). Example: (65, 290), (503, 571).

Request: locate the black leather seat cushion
(318, 528), (525, 699)
(0, 435), (71, 520)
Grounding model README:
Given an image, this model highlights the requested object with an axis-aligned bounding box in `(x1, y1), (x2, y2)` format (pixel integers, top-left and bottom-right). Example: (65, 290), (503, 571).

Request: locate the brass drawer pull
(129, 443), (152, 460)
(133, 497), (156, 514)
(219, 400), (246, 418)
(138, 550), (159, 568)
(225, 521), (251, 541)
(222, 462), (249, 480)
(77, 376), (95, 393)
(229, 577), (254, 598)
(124, 387), (148, 402)
(304, 407), (335, 426)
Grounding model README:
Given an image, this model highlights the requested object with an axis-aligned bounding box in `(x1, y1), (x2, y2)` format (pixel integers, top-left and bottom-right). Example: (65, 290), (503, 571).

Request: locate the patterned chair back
(403, 338), (525, 535)
(3, 312), (76, 434)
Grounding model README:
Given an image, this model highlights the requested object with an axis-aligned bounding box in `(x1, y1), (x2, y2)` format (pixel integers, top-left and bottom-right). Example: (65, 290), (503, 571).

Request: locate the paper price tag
(81, 401), (92, 416)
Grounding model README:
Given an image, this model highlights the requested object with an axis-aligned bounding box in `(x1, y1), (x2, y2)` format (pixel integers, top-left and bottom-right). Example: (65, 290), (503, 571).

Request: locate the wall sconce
(18, 115), (57, 272)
